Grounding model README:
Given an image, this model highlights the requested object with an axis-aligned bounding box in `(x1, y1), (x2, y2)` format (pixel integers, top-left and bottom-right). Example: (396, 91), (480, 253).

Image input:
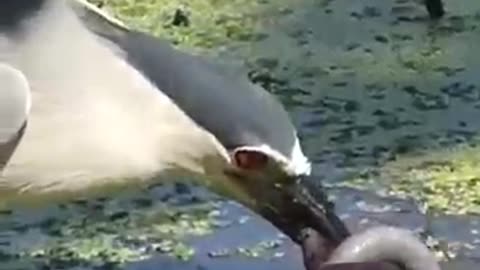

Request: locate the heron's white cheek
(289, 137), (312, 176)
(231, 141), (311, 177)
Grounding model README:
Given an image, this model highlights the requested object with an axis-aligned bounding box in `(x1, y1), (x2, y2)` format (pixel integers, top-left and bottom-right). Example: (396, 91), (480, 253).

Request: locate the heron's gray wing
(110, 31), (296, 156)
(74, 2), (305, 173)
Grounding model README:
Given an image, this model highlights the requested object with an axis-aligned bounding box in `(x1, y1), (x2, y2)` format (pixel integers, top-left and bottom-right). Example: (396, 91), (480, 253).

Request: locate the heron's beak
(230, 173), (350, 246)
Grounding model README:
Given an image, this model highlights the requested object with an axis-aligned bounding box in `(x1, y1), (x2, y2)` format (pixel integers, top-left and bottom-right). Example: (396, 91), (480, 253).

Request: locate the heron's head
(52, 0), (349, 246)
(88, 21), (347, 245)
(131, 54), (347, 244)
(199, 130), (347, 245)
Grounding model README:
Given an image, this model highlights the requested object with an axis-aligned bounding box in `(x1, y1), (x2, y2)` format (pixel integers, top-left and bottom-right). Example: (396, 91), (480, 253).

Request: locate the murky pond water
(2, 0), (480, 269)
(220, 0), (480, 267)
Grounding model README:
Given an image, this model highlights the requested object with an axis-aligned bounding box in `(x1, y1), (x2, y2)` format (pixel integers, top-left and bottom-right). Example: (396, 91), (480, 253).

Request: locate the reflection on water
(2, 0), (480, 269)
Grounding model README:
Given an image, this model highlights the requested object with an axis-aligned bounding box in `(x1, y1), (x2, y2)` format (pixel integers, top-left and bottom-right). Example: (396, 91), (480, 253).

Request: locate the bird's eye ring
(233, 149), (269, 171)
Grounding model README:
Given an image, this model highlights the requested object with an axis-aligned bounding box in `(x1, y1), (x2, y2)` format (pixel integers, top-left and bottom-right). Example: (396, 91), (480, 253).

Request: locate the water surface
(1, 0), (479, 269)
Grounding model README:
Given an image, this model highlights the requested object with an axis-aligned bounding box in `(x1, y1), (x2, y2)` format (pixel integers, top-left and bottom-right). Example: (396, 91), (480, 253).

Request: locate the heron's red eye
(233, 150), (269, 171)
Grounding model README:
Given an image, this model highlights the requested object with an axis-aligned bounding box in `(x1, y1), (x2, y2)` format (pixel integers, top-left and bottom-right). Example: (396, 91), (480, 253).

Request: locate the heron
(0, 1), (440, 269)
(0, 0), (343, 246)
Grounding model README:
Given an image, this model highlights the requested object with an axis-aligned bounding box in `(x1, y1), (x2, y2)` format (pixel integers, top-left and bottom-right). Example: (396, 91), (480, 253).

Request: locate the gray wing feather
(73, 1), (298, 157)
